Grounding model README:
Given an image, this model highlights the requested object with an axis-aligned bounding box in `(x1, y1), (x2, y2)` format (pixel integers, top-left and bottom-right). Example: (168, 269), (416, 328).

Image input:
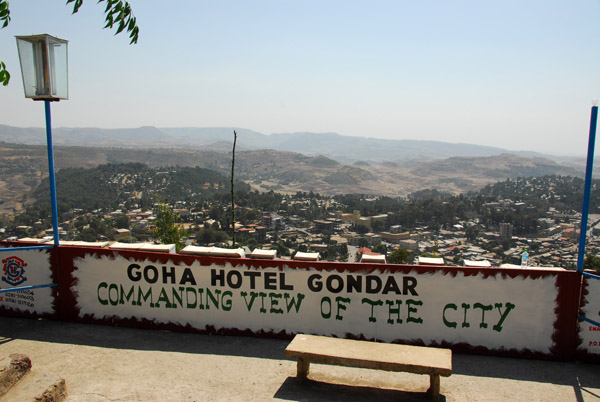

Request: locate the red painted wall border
(0, 242), (585, 361)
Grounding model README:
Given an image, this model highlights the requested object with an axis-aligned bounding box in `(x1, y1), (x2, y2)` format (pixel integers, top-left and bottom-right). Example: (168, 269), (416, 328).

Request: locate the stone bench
(285, 334), (452, 400)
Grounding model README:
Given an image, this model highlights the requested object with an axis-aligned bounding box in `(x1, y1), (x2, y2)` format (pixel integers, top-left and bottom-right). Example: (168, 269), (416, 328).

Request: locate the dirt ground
(0, 316), (598, 402)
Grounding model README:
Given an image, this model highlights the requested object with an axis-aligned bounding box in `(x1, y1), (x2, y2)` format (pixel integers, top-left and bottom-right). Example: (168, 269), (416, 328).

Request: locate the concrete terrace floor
(0, 316), (598, 402)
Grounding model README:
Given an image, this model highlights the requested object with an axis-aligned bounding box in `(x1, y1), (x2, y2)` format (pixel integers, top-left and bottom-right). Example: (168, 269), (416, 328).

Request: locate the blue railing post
(44, 100), (60, 247)
(577, 106), (598, 272)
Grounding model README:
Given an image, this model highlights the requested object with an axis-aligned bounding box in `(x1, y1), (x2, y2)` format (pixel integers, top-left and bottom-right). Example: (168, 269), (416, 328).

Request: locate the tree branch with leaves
(0, 0), (139, 86)
(152, 202), (187, 252)
(0, 0), (10, 86)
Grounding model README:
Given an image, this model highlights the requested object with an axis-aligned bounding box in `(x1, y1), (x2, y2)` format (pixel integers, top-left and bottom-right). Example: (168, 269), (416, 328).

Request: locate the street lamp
(15, 34), (69, 246)
(16, 34), (68, 101)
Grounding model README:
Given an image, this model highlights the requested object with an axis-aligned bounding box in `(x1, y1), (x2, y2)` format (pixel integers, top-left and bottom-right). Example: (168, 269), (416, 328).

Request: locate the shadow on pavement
(0, 316), (289, 360)
(452, 352), (600, 399)
(273, 376), (436, 402)
(1, 316), (599, 397)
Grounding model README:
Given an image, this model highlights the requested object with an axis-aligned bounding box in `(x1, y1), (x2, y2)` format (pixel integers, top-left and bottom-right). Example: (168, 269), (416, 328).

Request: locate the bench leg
(427, 374), (440, 401)
(296, 357), (310, 382)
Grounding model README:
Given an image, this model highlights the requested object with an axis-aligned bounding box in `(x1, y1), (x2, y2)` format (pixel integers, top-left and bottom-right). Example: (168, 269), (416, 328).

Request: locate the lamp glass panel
(48, 37), (68, 99)
(15, 39), (40, 98)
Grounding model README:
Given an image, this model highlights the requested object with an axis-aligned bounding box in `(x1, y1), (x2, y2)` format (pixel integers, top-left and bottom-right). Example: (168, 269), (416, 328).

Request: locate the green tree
(246, 238), (258, 251)
(76, 228), (99, 242)
(197, 225), (227, 245)
(372, 220), (385, 233)
(355, 223), (369, 234)
(584, 254), (600, 272)
(131, 223), (150, 242)
(113, 214), (130, 229)
(357, 238), (369, 248)
(372, 244), (388, 255)
(340, 244), (348, 260)
(152, 203), (187, 252)
(465, 226), (480, 241)
(209, 205), (223, 220)
(0, 0), (139, 86)
(276, 242), (289, 256)
(388, 248), (412, 264)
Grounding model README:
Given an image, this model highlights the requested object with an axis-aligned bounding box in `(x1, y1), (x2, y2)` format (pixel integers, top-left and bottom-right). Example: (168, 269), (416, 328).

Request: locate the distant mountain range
(0, 124), (582, 164)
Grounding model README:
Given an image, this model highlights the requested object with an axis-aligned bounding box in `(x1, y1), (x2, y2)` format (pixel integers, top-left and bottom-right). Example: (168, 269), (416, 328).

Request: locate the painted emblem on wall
(2, 256), (28, 286)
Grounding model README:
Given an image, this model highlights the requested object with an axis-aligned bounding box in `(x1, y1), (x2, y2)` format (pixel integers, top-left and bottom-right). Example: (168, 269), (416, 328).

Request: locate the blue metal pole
(577, 106), (598, 272)
(0, 245), (54, 252)
(44, 100), (60, 247)
(578, 314), (600, 329)
(0, 283), (57, 294)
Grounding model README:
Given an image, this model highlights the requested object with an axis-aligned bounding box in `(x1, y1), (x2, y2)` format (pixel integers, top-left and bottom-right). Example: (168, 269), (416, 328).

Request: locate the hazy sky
(1, 1), (599, 156)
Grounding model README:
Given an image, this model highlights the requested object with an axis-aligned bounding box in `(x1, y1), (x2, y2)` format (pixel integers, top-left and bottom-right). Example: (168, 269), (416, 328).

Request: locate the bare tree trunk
(231, 130), (237, 247)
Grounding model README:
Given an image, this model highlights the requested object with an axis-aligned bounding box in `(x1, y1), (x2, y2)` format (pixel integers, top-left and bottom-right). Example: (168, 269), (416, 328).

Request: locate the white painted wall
(73, 254), (558, 353)
(578, 278), (600, 355)
(0, 249), (55, 315)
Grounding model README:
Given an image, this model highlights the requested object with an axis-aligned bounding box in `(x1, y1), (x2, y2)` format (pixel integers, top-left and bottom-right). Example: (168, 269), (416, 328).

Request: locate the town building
(500, 223), (513, 239)
(262, 212), (283, 230)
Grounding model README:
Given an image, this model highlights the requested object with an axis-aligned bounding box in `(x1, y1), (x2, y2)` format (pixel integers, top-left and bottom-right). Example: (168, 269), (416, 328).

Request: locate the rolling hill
(0, 142), (583, 216)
